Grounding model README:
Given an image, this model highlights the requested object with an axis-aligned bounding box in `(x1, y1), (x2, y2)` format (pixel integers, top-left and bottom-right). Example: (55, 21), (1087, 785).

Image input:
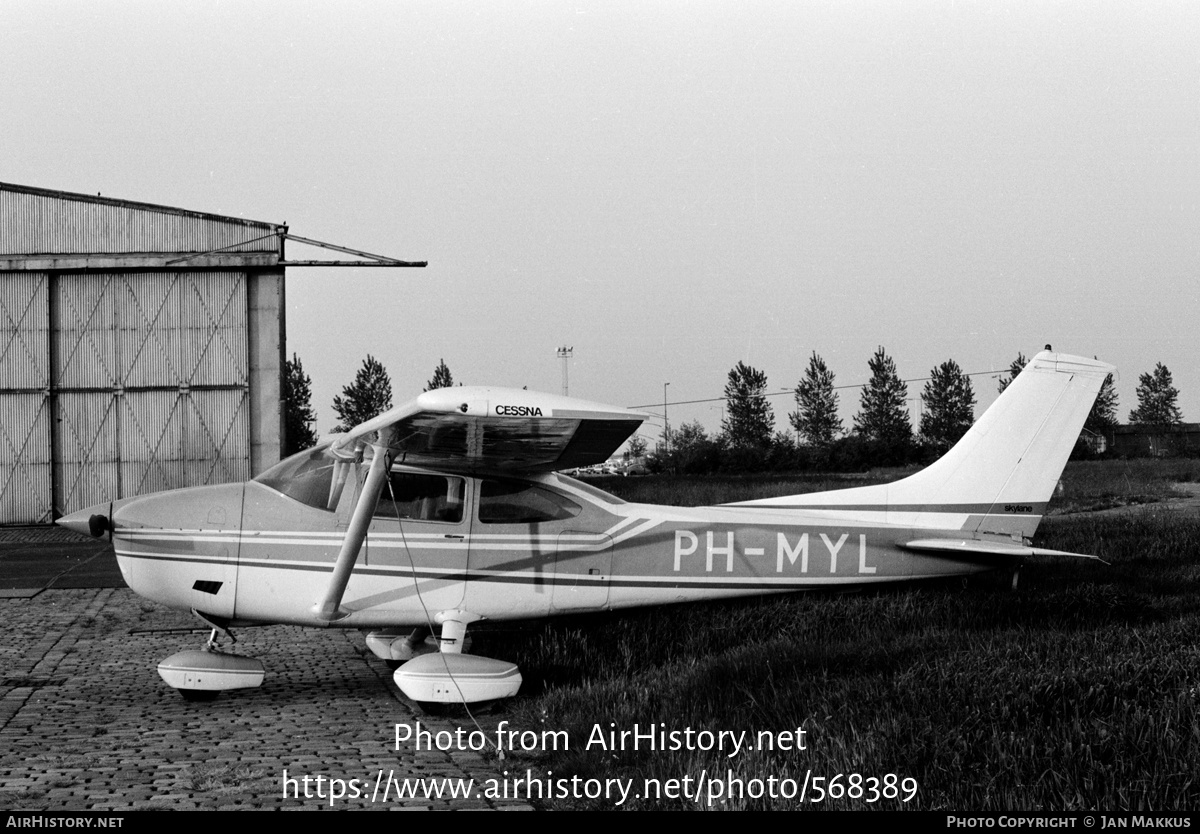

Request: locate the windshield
(254, 444), (349, 511)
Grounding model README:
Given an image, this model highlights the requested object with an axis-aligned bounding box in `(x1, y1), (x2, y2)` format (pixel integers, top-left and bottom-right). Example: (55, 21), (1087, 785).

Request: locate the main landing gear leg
(365, 627), (436, 669)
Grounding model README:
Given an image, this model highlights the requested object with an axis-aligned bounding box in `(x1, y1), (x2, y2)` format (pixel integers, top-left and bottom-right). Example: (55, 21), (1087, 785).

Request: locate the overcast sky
(4, 1), (1197, 446)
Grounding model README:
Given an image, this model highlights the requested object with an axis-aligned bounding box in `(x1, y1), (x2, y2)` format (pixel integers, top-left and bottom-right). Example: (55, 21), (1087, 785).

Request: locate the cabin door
(364, 469), (469, 613)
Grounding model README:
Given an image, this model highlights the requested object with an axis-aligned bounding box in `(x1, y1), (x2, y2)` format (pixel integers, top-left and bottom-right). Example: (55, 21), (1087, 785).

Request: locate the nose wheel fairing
(157, 626), (264, 701)
(157, 648), (265, 696)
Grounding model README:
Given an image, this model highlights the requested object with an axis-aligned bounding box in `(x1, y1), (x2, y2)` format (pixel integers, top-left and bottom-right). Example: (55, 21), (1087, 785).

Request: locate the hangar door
(0, 271), (251, 523)
(0, 272), (52, 523)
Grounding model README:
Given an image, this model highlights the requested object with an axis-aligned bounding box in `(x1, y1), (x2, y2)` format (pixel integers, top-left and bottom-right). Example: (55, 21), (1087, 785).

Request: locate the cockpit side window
(478, 479), (581, 524)
(375, 472), (465, 523)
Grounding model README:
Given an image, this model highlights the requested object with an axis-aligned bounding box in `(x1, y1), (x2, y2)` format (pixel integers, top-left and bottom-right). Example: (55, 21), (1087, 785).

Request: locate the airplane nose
(56, 503), (113, 538)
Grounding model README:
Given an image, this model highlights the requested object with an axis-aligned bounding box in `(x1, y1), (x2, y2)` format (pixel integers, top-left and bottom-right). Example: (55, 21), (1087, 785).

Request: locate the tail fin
(731, 351), (1114, 538)
(883, 351), (1113, 535)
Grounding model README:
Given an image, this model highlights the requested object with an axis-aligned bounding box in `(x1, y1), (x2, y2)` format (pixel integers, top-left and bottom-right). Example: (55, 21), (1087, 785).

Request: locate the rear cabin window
(375, 473), (465, 523)
(553, 473), (626, 505)
(478, 480), (581, 524)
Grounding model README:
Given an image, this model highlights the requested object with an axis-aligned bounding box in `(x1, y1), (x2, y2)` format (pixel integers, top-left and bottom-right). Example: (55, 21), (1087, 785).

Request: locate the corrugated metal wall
(0, 272), (53, 522)
(53, 272), (248, 388)
(0, 395), (52, 522)
(52, 271), (250, 516)
(53, 390), (119, 515)
(0, 270), (252, 522)
(0, 187), (277, 255)
(0, 271), (48, 386)
(0, 183), (282, 524)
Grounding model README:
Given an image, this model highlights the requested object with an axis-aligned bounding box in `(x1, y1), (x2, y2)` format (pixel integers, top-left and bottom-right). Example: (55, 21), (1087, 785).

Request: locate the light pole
(663, 382), (670, 454)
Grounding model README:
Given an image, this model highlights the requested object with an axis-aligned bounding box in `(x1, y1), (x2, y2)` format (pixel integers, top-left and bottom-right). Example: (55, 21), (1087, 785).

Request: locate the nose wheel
(179, 687), (220, 703)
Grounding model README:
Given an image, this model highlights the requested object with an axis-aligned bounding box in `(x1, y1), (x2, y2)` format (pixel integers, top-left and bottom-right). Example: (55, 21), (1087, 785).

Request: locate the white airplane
(58, 350), (1112, 706)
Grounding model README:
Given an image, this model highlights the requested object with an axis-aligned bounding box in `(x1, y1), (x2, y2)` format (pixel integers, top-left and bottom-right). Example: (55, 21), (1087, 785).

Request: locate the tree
(332, 354), (393, 432)
(652, 420), (721, 474)
(721, 361), (774, 448)
(282, 353), (318, 456)
(1085, 370), (1119, 431)
(919, 359), (976, 450)
(425, 358), (454, 391)
(853, 347), (911, 443)
(997, 352), (1027, 394)
(1129, 363), (1183, 425)
(790, 352), (843, 444)
(625, 435), (648, 460)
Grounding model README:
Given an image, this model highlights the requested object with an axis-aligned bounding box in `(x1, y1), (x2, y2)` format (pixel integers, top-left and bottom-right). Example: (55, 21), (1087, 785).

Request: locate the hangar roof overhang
(0, 181), (425, 271)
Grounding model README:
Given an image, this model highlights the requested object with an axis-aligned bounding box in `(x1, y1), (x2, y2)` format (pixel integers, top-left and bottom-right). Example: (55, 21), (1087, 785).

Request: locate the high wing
(315, 387), (645, 621)
(331, 386), (646, 472)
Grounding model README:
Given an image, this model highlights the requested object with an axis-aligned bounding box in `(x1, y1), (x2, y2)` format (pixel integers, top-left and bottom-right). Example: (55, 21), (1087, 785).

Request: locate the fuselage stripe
(721, 501), (1047, 514)
(115, 551), (935, 589)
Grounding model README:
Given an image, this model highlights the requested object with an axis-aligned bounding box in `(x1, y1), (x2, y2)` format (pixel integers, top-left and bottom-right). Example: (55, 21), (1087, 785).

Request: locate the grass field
(470, 459), (1200, 810)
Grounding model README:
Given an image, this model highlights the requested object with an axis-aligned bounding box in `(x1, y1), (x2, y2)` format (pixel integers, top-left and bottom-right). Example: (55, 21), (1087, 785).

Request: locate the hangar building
(0, 182), (287, 525)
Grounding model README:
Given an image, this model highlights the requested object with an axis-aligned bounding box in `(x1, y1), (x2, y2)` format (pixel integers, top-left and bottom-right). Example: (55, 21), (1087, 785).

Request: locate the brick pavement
(0, 586), (532, 810)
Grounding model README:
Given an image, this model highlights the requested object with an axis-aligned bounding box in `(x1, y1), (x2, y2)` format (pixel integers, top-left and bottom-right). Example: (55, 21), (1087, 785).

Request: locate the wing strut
(313, 440), (392, 621)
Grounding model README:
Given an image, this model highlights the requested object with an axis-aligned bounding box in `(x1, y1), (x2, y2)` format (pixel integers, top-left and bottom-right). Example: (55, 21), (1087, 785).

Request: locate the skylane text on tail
(58, 350), (1114, 704)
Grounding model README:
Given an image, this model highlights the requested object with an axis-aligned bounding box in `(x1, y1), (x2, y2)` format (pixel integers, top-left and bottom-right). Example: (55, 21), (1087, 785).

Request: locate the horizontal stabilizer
(902, 538), (1106, 563)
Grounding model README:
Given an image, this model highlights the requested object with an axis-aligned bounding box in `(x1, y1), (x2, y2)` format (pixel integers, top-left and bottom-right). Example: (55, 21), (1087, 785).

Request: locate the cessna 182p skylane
(59, 350), (1112, 705)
